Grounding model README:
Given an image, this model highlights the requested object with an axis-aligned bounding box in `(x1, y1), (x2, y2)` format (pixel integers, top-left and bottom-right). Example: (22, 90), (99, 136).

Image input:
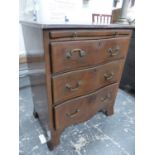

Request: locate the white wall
(19, 0), (114, 56)
(65, 0), (113, 24)
(19, 25), (26, 56)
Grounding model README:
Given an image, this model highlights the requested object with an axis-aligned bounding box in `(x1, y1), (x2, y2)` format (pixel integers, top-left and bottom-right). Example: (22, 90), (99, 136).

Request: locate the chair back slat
(92, 14), (112, 24)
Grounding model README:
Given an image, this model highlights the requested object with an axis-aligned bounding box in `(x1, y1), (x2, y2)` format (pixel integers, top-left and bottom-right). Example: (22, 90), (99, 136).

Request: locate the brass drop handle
(65, 80), (82, 91)
(72, 32), (77, 38)
(104, 72), (114, 80)
(100, 93), (111, 102)
(108, 47), (120, 56)
(66, 48), (86, 59)
(66, 109), (80, 118)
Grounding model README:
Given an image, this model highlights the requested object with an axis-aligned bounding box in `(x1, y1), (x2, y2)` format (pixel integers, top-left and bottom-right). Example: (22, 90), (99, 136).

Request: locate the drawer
(50, 37), (130, 73)
(54, 83), (118, 130)
(49, 30), (131, 40)
(52, 60), (124, 104)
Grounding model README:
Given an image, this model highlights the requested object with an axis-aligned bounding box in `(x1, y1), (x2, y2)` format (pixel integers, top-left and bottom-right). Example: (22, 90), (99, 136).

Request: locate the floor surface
(19, 87), (135, 155)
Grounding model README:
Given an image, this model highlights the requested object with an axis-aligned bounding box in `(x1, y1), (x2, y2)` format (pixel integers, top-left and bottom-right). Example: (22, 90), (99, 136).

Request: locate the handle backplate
(66, 49), (86, 59)
(66, 109), (80, 118)
(100, 93), (111, 103)
(65, 80), (82, 91)
(108, 46), (120, 56)
(104, 72), (114, 80)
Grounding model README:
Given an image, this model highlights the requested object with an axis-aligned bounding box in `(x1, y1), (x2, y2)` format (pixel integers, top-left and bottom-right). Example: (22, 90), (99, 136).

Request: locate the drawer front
(50, 37), (130, 73)
(49, 30), (131, 40)
(54, 83), (118, 130)
(52, 60), (124, 104)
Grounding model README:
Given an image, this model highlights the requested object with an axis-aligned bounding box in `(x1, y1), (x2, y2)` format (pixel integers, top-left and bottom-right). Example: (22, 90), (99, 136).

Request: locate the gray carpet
(19, 87), (135, 155)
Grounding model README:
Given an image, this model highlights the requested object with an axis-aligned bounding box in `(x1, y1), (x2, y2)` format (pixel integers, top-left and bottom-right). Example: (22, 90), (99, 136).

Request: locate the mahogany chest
(21, 22), (132, 150)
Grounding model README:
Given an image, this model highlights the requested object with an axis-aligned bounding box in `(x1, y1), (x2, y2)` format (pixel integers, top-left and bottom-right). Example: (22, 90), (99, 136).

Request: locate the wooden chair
(92, 13), (112, 24)
(111, 8), (121, 23)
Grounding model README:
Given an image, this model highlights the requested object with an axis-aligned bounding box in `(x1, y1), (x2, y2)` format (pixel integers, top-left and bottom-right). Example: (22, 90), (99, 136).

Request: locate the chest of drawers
(21, 22), (132, 150)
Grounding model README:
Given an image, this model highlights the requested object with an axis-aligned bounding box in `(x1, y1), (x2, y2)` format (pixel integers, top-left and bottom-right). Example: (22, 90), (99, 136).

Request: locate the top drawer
(49, 30), (131, 40)
(50, 37), (130, 73)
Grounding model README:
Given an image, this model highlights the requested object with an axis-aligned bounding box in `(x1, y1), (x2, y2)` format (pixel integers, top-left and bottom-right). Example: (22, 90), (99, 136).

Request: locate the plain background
(0, 0), (155, 154)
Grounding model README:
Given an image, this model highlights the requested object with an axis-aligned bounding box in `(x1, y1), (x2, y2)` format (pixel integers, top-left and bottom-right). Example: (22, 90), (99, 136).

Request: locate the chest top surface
(20, 20), (135, 30)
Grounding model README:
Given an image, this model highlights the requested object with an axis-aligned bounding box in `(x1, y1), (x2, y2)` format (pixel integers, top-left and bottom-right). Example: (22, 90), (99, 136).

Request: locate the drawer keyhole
(98, 41), (102, 47)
